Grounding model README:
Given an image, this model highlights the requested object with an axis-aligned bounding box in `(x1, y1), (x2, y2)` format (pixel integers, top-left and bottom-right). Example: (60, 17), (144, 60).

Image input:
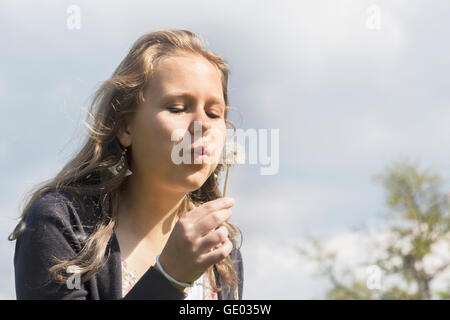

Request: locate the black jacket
(13, 190), (243, 300)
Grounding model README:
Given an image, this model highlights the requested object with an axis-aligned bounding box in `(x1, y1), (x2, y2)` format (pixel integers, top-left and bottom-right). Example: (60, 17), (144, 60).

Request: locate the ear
(116, 116), (133, 148)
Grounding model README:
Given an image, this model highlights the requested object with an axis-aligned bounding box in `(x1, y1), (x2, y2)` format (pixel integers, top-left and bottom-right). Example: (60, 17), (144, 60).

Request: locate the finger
(187, 197), (235, 223)
(195, 208), (232, 236)
(196, 225), (229, 253)
(198, 238), (233, 267)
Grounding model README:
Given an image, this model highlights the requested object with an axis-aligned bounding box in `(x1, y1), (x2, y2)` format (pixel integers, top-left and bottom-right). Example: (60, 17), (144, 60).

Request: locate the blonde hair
(9, 29), (243, 299)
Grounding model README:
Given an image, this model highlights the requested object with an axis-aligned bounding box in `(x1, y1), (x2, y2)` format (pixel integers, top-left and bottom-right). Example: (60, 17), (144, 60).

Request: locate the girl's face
(120, 53), (227, 193)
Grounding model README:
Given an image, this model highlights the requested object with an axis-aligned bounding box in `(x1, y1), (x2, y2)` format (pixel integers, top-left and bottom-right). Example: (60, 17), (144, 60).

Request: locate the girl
(10, 29), (243, 300)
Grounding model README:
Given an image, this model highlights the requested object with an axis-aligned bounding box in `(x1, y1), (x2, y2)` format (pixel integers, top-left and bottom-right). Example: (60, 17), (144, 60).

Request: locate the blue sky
(1, 0), (450, 299)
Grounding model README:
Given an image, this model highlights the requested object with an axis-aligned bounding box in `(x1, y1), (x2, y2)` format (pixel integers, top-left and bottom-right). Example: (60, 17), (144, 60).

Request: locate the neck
(117, 174), (187, 243)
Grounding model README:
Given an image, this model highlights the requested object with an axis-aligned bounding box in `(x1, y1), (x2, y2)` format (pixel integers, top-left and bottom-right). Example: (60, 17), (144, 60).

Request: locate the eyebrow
(160, 91), (225, 106)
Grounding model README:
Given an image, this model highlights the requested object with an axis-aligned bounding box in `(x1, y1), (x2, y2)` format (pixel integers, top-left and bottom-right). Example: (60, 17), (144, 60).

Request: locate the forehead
(148, 54), (224, 102)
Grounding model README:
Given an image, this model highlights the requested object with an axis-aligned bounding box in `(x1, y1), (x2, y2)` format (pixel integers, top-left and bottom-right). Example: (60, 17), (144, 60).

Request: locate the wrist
(154, 262), (189, 294)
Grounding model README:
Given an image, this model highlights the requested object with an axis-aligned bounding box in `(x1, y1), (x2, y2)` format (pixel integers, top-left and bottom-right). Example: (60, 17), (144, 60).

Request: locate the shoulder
(30, 189), (99, 222)
(20, 189), (100, 246)
(14, 189), (102, 271)
(230, 245), (243, 280)
(230, 245), (244, 299)
(213, 247), (244, 300)
(24, 190), (75, 229)
(14, 189), (95, 299)
(230, 245), (243, 266)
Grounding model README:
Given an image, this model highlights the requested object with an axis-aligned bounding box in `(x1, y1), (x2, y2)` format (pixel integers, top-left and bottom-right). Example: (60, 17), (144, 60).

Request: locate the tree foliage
(297, 160), (450, 299)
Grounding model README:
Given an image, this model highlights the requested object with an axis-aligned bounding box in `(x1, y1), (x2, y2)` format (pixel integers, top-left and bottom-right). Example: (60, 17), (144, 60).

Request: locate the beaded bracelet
(155, 254), (195, 288)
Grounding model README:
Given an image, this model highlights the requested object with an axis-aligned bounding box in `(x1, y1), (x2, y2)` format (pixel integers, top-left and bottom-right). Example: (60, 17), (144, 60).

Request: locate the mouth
(190, 145), (210, 156)
(190, 145), (211, 164)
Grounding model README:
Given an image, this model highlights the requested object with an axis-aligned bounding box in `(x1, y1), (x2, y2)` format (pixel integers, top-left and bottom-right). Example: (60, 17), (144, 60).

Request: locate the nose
(188, 109), (212, 138)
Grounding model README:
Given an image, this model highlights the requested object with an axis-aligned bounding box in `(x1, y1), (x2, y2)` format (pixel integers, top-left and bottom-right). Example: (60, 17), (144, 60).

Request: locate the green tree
(297, 160), (450, 299)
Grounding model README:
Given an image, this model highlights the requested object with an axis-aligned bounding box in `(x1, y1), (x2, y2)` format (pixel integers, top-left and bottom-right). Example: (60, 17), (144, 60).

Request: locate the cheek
(152, 115), (177, 139)
(212, 122), (227, 146)
(207, 123), (227, 160)
(152, 115), (197, 169)
(132, 111), (177, 162)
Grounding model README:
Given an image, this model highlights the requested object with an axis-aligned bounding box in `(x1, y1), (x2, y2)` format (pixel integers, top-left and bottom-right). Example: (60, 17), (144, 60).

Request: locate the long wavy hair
(8, 29), (243, 299)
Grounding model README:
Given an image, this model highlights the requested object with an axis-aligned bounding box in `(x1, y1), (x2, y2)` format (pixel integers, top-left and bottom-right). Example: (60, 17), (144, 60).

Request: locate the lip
(190, 145), (210, 156)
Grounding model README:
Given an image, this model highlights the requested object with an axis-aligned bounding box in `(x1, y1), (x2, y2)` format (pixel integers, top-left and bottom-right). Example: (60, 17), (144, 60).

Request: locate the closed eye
(167, 107), (184, 113)
(167, 107), (221, 119)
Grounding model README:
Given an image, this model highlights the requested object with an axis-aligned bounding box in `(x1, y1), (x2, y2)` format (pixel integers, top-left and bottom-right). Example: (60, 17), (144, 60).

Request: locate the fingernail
(225, 197), (235, 204)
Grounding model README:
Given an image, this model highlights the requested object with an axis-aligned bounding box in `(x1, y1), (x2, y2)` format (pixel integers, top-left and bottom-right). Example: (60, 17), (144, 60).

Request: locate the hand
(157, 197), (235, 285)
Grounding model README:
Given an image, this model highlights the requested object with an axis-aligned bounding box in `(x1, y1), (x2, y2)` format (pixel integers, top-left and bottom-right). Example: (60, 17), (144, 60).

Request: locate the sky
(1, 0), (450, 299)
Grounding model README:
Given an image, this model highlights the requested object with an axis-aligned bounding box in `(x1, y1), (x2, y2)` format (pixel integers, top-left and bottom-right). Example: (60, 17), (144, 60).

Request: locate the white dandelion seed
(223, 140), (246, 165)
(222, 141), (245, 197)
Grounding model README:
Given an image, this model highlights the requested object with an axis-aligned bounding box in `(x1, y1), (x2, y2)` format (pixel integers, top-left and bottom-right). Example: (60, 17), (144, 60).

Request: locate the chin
(180, 169), (210, 189)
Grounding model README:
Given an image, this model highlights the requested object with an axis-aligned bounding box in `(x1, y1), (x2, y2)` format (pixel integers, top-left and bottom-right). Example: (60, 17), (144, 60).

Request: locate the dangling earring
(108, 147), (133, 177)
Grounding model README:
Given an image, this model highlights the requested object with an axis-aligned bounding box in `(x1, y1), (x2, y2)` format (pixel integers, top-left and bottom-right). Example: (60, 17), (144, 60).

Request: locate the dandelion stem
(223, 164), (230, 197)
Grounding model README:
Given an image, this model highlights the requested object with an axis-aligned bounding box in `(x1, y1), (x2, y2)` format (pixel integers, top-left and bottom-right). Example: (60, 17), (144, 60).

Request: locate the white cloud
(241, 226), (449, 299)
(308, 227), (450, 297)
(241, 236), (330, 299)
